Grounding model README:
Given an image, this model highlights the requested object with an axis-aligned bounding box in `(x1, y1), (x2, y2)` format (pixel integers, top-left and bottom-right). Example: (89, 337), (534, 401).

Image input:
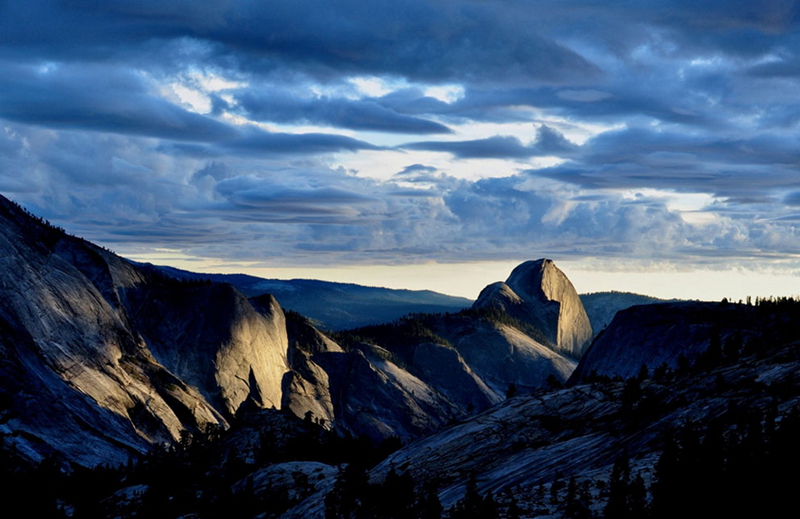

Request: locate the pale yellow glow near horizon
(238, 262), (800, 302)
(563, 265), (800, 302)
(122, 250), (800, 302)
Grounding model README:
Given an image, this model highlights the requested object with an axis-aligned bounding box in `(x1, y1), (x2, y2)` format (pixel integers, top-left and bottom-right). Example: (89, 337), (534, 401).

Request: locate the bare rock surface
(570, 301), (761, 383)
(284, 337), (800, 518)
(0, 197), (224, 464)
(473, 259), (592, 358)
(443, 322), (577, 398)
(313, 347), (462, 441)
(125, 285), (289, 417)
(0, 196), (288, 463)
(0, 195), (597, 465)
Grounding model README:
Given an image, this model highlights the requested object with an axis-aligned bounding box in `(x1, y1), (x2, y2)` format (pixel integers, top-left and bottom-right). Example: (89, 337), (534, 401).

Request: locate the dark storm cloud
(403, 125), (577, 159)
(783, 191), (800, 207)
(196, 0), (601, 85)
(381, 82), (714, 129)
(0, 62), (381, 155)
(3, 0), (800, 267)
(215, 175), (375, 209)
(396, 164), (438, 176)
(235, 90), (452, 134)
(221, 128), (381, 156)
(403, 136), (537, 159)
(191, 162), (232, 182)
(1, 0), (794, 135)
(513, 0), (799, 59)
(386, 188), (440, 197)
(530, 127), (800, 200)
(0, 63), (237, 141)
(391, 165), (449, 185)
(0, 0), (600, 85)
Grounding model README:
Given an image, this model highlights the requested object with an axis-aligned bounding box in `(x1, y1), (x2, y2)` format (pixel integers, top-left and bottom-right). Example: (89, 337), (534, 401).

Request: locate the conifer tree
(604, 453), (631, 519)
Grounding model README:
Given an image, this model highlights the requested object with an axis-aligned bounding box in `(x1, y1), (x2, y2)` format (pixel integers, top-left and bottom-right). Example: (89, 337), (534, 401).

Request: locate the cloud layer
(2, 1), (800, 272)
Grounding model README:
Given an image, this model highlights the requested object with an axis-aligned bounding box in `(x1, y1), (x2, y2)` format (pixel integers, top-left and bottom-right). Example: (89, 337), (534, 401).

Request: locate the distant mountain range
(154, 264), (668, 337)
(152, 265), (474, 331)
(579, 291), (668, 334)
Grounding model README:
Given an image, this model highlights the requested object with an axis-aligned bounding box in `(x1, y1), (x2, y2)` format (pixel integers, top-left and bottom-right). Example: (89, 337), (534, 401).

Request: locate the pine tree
(604, 453), (631, 519)
(417, 480), (443, 519)
(627, 474), (648, 518)
(450, 473), (495, 519)
(507, 495), (523, 519)
(565, 475), (591, 518)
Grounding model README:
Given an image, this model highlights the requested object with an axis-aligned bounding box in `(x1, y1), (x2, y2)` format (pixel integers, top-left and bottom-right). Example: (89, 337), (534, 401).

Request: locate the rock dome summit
(473, 258), (593, 358)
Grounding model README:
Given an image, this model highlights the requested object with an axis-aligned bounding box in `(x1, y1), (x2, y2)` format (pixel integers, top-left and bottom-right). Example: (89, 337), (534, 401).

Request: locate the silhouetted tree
(505, 383), (518, 399)
(604, 453), (631, 519)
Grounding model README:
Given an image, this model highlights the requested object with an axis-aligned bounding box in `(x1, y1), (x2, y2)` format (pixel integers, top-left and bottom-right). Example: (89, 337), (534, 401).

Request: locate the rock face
(281, 311), (343, 427)
(125, 286), (289, 417)
(0, 199), (221, 465)
(446, 322), (577, 396)
(579, 291), (666, 337)
(0, 195), (595, 464)
(570, 301), (759, 383)
(0, 196), (290, 464)
(473, 259), (592, 358)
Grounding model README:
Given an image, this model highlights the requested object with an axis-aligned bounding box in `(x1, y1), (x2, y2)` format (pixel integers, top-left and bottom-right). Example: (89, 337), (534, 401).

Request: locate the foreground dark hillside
(572, 298), (800, 383)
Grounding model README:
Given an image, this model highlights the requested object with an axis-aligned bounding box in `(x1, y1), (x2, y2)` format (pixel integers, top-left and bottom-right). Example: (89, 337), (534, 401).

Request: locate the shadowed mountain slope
(569, 300), (784, 384)
(0, 196), (292, 464)
(579, 291), (667, 337)
(281, 299), (800, 519)
(155, 266), (473, 331)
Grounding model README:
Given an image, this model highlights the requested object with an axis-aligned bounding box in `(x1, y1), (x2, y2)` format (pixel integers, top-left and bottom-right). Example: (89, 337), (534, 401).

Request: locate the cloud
(0, 1), (601, 85)
(3, 0), (800, 273)
(2, 120), (798, 268)
(783, 192), (800, 207)
(0, 63), (237, 141)
(531, 126), (800, 201)
(221, 127), (381, 156)
(403, 125), (578, 159)
(235, 90), (452, 134)
(396, 164), (438, 176)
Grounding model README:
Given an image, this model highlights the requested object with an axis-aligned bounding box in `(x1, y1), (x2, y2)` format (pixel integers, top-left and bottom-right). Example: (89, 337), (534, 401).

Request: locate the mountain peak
(506, 258), (556, 300)
(473, 259), (592, 358)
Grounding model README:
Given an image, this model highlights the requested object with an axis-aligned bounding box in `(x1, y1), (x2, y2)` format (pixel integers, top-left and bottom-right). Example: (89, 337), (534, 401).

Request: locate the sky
(2, 1), (800, 301)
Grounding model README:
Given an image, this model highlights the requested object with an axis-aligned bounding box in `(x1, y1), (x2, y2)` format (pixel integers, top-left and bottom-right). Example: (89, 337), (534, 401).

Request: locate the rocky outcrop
(447, 322), (577, 397)
(0, 195), (599, 464)
(125, 286), (289, 417)
(0, 197), (224, 465)
(0, 196), (292, 464)
(411, 341), (498, 412)
(314, 346), (462, 441)
(580, 291), (666, 336)
(281, 312), (343, 427)
(284, 331), (800, 519)
(473, 259), (592, 358)
(570, 301), (760, 383)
